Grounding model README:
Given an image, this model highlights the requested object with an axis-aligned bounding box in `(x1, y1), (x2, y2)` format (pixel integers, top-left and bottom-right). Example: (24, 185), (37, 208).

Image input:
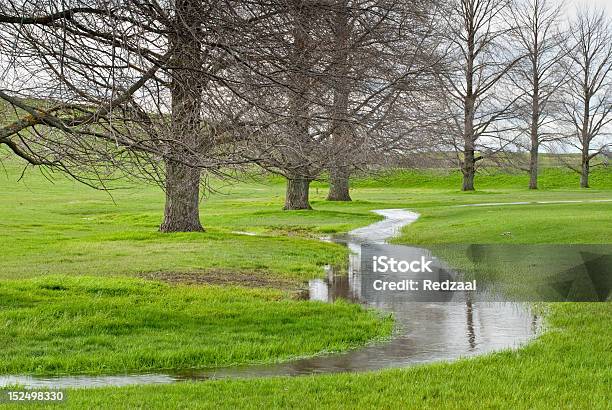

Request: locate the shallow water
(1, 209), (541, 389)
(303, 209), (541, 372)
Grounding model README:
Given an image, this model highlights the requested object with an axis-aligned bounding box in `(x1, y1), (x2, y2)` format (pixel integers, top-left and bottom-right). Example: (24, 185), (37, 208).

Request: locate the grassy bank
(0, 160), (378, 281)
(337, 166), (612, 190)
(18, 303), (611, 409)
(0, 159), (395, 376)
(0, 276), (391, 375)
(395, 201), (611, 244)
(1, 158), (610, 408)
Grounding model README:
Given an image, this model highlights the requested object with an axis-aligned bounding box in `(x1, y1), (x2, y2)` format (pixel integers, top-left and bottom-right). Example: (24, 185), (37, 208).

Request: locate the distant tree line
(0, 0), (610, 232)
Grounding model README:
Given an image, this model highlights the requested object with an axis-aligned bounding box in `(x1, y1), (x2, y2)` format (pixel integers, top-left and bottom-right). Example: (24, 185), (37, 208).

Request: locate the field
(0, 158), (611, 408)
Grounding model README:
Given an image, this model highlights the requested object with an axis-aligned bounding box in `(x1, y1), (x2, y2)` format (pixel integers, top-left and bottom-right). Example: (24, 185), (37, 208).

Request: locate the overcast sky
(564, 0), (612, 17)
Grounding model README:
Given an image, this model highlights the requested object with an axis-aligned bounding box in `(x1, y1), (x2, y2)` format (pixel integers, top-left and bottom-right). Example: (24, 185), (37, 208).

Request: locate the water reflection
(0, 374), (175, 389)
(304, 209), (541, 371)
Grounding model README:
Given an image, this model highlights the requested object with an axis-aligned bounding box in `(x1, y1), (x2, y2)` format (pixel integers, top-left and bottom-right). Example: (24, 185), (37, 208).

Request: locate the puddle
(1, 209), (541, 389)
(0, 374), (176, 389)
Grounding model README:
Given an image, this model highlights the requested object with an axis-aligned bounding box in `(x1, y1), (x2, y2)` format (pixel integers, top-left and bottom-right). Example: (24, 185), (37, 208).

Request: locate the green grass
(345, 166), (612, 190)
(0, 158), (393, 377)
(395, 202), (612, 244)
(0, 161), (380, 281)
(0, 275), (391, 375)
(14, 303), (611, 409)
(6, 163), (607, 282)
(0, 157), (611, 408)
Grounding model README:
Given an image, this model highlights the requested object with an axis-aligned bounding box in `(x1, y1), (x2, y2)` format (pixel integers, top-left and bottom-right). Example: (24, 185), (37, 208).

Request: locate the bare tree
(0, 1), (269, 231)
(324, 0), (444, 201)
(243, 1), (443, 209)
(243, 1), (356, 210)
(438, 0), (523, 191)
(161, 0), (205, 231)
(509, 0), (568, 189)
(281, 1), (323, 210)
(561, 8), (612, 188)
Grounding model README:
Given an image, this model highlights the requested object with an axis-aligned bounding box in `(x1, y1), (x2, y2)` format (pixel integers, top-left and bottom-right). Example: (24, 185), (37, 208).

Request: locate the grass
(3, 164), (610, 282)
(0, 275), (391, 375)
(0, 160), (380, 281)
(395, 202), (612, 244)
(15, 303), (611, 409)
(0, 157), (611, 408)
(344, 166), (612, 190)
(0, 157), (393, 376)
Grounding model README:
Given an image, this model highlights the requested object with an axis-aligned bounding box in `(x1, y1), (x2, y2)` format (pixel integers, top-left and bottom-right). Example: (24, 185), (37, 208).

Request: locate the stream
(1, 210), (541, 389)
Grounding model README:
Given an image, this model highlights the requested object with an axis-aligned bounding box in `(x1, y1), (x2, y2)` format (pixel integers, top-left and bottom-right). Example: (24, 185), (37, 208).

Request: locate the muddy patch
(140, 270), (302, 293)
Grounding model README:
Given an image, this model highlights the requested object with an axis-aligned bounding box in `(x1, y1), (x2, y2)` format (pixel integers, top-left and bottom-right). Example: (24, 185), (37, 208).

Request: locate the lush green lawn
(0, 164), (368, 281)
(0, 275), (391, 375)
(395, 202), (612, 244)
(17, 303), (612, 409)
(0, 159), (610, 408)
(0, 160), (395, 376)
(2, 163), (611, 281)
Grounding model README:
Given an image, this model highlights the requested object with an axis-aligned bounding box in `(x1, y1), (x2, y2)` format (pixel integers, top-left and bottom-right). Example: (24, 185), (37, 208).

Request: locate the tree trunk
(327, 165), (351, 201)
(580, 87), (591, 189)
(326, 3), (352, 202)
(160, 160), (203, 232)
(462, 65), (476, 191)
(529, 145), (539, 190)
(529, 66), (540, 190)
(160, 0), (204, 232)
(284, 177), (312, 210)
(282, 4), (314, 211)
(528, 117), (539, 189)
(462, 110), (476, 192)
(462, 155), (475, 191)
(580, 150), (590, 188)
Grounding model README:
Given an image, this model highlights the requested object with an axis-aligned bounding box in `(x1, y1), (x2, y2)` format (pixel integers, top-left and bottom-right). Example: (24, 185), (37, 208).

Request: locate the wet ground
(1, 210), (541, 389)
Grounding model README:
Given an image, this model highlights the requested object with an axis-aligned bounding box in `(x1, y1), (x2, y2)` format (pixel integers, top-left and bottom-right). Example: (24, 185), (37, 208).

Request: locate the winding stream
(1, 210), (541, 389)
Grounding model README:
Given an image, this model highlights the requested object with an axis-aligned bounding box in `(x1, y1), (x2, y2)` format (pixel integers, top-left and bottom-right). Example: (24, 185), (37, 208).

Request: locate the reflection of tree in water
(532, 314), (540, 335)
(466, 296), (476, 350)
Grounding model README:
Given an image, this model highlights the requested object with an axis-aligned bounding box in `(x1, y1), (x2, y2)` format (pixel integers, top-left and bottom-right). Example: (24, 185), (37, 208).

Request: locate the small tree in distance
(437, 0), (524, 191)
(509, 0), (568, 190)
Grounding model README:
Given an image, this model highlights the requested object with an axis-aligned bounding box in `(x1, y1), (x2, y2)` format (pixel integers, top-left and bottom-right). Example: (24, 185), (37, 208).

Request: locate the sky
(563, 0), (612, 17)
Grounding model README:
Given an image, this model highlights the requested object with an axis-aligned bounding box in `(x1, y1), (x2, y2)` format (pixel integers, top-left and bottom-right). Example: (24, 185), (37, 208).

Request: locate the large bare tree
(324, 0), (443, 201)
(244, 1), (360, 210)
(0, 1), (268, 231)
(326, 0), (353, 201)
(561, 8), (612, 188)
